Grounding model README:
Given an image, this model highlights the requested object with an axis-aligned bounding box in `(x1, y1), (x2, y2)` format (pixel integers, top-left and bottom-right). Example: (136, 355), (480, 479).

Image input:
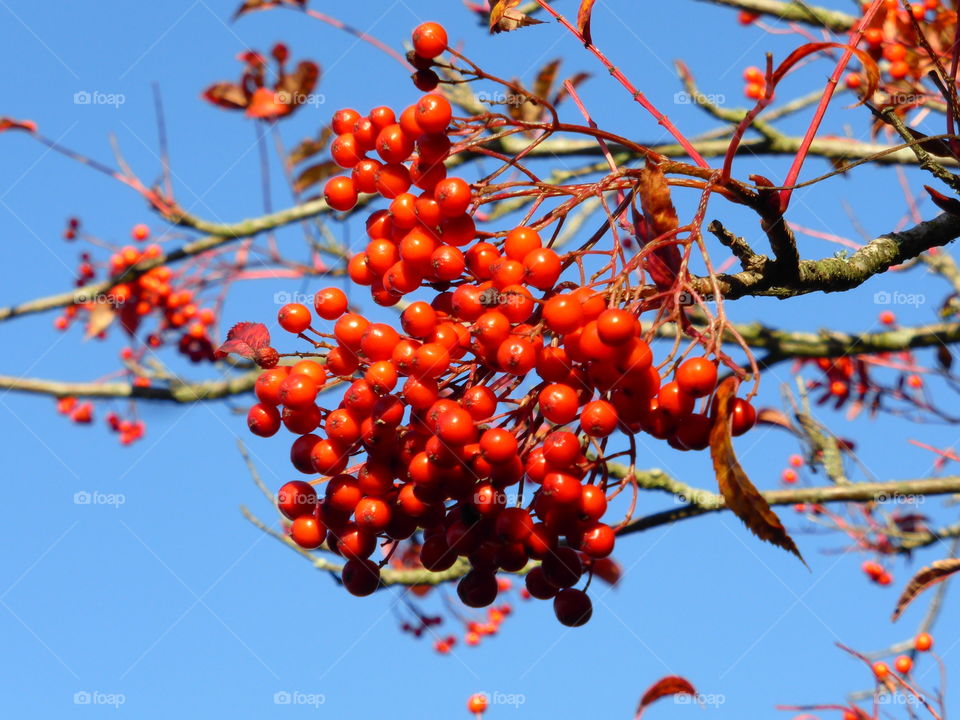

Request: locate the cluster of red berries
(245, 22), (759, 627)
(56, 226), (218, 363)
(742, 66), (765, 100)
(55, 397), (145, 445)
(869, 632), (934, 683)
(861, 559), (893, 586)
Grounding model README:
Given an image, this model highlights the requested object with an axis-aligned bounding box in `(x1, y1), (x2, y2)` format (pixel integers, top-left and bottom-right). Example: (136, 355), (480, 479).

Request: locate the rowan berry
(412, 22), (448, 59)
(278, 303), (312, 333)
(314, 287), (348, 320)
(277, 480), (318, 519)
(324, 176), (359, 211)
(247, 403), (281, 437)
(553, 589), (592, 627)
(290, 515), (326, 549)
(415, 93), (452, 134)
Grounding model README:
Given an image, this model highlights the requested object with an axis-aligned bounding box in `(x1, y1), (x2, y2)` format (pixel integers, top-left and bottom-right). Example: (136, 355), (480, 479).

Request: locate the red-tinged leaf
(489, 0), (544, 33)
(532, 59), (561, 105)
(287, 128), (333, 168)
(925, 185), (960, 216)
(246, 86), (291, 119)
(937, 345), (953, 371)
(278, 60), (321, 103)
(0, 117), (37, 133)
(636, 162), (682, 287)
(768, 42), (879, 107)
(553, 72), (591, 106)
(217, 322), (271, 359)
(230, 321), (271, 349)
(293, 161), (340, 194)
(577, 0), (597, 45)
(892, 557), (960, 621)
(203, 82), (250, 111)
(590, 557), (621, 586)
(635, 676), (697, 718)
(757, 407), (796, 432)
(710, 377), (807, 565)
(233, 0), (306, 20)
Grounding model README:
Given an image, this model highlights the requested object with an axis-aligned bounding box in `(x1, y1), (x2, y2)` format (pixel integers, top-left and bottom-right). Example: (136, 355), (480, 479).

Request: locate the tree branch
(695, 0), (857, 31)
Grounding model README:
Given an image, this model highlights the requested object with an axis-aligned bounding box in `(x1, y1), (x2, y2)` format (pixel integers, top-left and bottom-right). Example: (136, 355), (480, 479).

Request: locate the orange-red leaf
(577, 0), (597, 45)
(489, 0), (544, 33)
(892, 557), (960, 621)
(293, 161), (340, 194)
(0, 117), (37, 133)
(217, 322), (271, 359)
(925, 185), (960, 216)
(770, 42), (879, 107)
(636, 676), (697, 718)
(710, 377), (807, 565)
(203, 82), (250, 111)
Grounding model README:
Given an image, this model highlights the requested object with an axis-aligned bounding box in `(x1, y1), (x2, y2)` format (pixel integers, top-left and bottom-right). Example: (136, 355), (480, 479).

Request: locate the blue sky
(0, 1), (958, 717)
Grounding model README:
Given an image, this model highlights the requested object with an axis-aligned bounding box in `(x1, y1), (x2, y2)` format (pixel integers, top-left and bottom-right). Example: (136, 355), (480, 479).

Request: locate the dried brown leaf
(710, 377), (807, 565)
(635, 676), (697, 718)
(489, 0), (544, 33)
(577, 0), (597, 45)
(892, 557), (960, 621)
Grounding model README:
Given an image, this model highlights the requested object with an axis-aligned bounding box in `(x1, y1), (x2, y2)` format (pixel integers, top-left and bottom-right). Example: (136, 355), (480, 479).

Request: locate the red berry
(412, 22), (448, 59)
(278, 303), (312, 333)
(277, 480), (318, 519)
(342, 558), (381, 596)
(553, 588), (592, 627)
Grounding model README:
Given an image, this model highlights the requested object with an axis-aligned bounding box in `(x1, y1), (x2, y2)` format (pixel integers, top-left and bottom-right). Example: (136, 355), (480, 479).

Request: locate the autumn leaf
(0, 117), (37, 133)
(710, 377), (807, 565)
(203, 82), (250, 111)
(287, 128), (333, 168)
(533, 59), (561, 102)
(217, 322), (271, 360)
(293, 161), (340, 194)
(892, 557), (960, 621)
(924, 185), (960, 217)
(635, 676), (697, 718)
(489, 0), (544, 33)
(756, 407), (796, 432)
(577, 0), (597, 45)
(233, 0), (306, 20)
(636, 162), (682, 288)
(770, 42), (879, 107)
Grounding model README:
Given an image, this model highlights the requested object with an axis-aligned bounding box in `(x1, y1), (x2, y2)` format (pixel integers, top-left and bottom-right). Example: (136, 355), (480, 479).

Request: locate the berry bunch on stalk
(232, 21), (760, 627)
(52, 220), (221, 445)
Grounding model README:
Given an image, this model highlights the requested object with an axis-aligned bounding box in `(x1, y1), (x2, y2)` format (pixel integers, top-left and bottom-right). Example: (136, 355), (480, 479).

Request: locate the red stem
(533, 0), (709, 169)
(778, 0), (884, 213)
